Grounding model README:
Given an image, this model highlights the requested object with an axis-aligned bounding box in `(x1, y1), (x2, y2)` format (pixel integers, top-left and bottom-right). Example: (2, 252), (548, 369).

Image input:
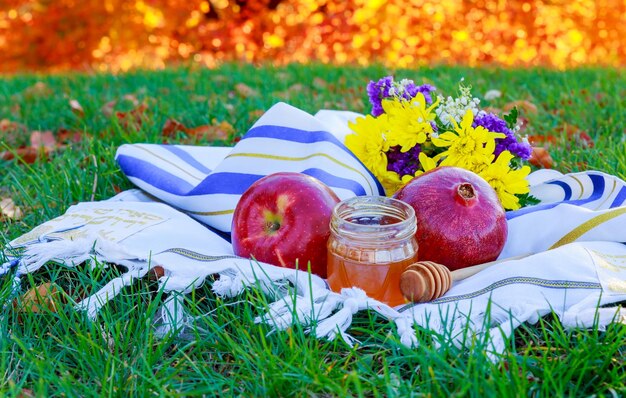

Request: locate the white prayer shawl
(2, 102), (626, 357)
(115, 102), (384, 232)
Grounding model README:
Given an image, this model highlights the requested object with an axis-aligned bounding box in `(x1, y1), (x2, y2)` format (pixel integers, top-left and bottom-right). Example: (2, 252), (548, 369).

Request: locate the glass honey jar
(326, 196), (418, 306)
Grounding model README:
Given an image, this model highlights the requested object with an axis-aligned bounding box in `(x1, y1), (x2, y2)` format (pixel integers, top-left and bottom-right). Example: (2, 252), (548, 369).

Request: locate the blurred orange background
(1, 0), (624, 73)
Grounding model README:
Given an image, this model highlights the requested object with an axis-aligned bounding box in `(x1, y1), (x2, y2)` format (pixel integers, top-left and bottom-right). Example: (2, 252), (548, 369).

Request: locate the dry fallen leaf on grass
(162, 118), (188, 137)
(57, 127), (89, 143)
(0, 118), (27, 132)
(16, 282), (62, 313)
(162, 118), (234, 142)
(561, 123), (594, 148)
(189, 122), (234, 141)
(69, 99), (84, 117)
(234, 83), (260, 98)
(529, 147), (554, 169)
(528, 134), (558, 146)
(101, 100), (117, 117)
(248, 109), (265, 122)
(0, 147), (42, 163)
(0, 127), (79, 163)
(529, 124), (594, 150)
(115, 103), (148, 130)
(17, 388), (36, 398)
(274, 83), (306, 99)
(22, 81), (52, 98)
(0, 197), (23, 220)
(313, 77), (328, 89)
(0, 118), (28, 147)
(30, 130), (57, 150)
(102, 95), (148, 129)
(503, 99), (538, 115)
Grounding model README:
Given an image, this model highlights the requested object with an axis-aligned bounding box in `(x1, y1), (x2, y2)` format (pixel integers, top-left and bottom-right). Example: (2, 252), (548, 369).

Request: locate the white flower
(435, 85), (482, 127)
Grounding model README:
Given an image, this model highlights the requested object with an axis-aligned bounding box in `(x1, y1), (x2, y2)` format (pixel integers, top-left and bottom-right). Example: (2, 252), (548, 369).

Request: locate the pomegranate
(393, 167), (507, 271)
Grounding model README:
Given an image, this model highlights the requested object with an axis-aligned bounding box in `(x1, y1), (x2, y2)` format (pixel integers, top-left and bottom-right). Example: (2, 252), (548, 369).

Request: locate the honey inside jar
(326, 196), (418, 306)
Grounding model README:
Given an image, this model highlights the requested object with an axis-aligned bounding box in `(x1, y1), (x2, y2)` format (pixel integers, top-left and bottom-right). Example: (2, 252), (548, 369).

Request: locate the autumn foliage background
(1, 0), (625, 73)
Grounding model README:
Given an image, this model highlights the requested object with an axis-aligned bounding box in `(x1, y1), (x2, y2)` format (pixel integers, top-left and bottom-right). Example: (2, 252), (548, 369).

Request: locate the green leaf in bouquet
(516, 192), (541, 208)
(504, 106), (519, 130)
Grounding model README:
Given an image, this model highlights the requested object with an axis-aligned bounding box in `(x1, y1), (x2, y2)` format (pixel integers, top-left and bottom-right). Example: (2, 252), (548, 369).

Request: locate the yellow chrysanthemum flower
(377, 170), (405, 195)
(479, 151), (531, 210)
(346, 114), (390, 176)
(418, 152), (437, 174)
(432, 110), (505, 170)
(382, 94), (438, 152)
(380, 152), (439, 194)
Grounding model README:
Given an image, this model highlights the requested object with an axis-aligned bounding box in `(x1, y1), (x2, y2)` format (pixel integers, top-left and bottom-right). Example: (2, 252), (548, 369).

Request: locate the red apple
(231, 172), (340, 277)
(393, 166), (507, 271)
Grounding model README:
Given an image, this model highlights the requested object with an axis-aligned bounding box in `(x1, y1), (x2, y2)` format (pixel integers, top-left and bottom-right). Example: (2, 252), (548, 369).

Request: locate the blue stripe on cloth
(547, 180), (573, 201)
(610, 186), (626, 208)
(117, 155), (195, 195)
(186, 170), (367, 197)
(507, 173), (606, 220)
(301, 168), (367, 196)
(188, 172), (264, 195)
(244, 125), (347, 145)
(244, 125), (386, 195)
(163, 145), (213, 175)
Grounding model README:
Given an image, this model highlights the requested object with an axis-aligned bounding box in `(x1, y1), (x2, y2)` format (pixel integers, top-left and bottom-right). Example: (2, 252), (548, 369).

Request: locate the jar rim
(330, 195), (416, 242)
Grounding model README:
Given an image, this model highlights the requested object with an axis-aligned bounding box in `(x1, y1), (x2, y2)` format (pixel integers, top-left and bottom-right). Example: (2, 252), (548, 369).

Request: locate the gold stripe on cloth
(186, 208), (235, 216)
(160, 201), (234, 217)
(135, 145), (204, 182)
(227, 152), (376, 193)
(570, 175), (586, 199)
(550, 207), (626, 249)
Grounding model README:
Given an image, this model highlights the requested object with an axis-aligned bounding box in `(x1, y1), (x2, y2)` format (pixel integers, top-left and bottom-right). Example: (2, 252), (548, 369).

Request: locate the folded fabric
(501, 169), (626, 258)
(2, 102), (626, 358)
(399, 241), (626, 357)
(115, 102), (384, 232)
(1, 198), (330, 328)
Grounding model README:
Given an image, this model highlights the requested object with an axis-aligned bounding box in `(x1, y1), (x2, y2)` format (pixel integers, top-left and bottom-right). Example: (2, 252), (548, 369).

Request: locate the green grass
(1, 64), (625, 396)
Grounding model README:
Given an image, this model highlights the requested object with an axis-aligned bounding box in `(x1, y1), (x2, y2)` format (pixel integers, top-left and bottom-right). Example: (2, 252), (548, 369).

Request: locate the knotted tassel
(309, 288), (406, 347)
(75, 262), (150, 319)
(154, 294), (189, 338)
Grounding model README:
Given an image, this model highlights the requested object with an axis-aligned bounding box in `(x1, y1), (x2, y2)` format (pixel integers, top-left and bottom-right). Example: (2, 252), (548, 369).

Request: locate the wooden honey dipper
(399, 254), (527, 303)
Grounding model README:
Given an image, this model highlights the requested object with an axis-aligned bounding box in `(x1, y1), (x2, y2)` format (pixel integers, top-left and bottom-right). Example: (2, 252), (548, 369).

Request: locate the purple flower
(386, 145), (422, 176)
(367, 76), (393, 116)
(367, 76), (436, 117)
(431, 121), (438, 133)
(404, 82), (436, 105)
(473, 113), (532, 160)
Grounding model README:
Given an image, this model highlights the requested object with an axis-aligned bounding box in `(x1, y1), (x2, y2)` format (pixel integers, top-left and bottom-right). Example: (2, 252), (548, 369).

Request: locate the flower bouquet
(345, 76), (534, 210)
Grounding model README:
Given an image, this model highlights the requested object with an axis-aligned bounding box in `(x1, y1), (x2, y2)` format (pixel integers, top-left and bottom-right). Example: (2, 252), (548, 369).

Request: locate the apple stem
(456, 183), (476, 205)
